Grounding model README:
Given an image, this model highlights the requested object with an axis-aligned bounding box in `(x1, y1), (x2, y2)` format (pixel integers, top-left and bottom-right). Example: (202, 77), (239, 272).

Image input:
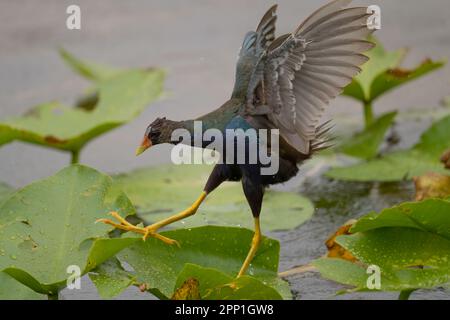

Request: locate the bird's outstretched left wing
(232, 5), (278, 99)
(245, 0), (375, 155)
(239, 4), (278, 59)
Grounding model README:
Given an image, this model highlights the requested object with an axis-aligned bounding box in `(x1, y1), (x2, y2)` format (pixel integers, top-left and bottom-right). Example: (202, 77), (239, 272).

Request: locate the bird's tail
(310, 120), (335, 154)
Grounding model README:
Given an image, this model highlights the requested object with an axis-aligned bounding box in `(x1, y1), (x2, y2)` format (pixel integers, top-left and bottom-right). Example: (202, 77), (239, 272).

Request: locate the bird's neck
(169, 119), (217, 149)
(166, 119), (196, 146)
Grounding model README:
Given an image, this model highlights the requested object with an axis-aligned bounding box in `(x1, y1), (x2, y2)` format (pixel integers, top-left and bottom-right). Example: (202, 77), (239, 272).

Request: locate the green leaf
(0, 59), (164, 153)
(344, 37), (405, 102)
(327, 115), (450, 181)
(340, 111), (397, 159)
(175, 264), (282, 300)
(415, 116), (450, 157)
(0, 165), (138, 295)
(314, 258), (449, 293)
(59, 49), (123, 81)
(0, 182), (13, 204)
(370, 59), (445, 102)
(327, 150), (448, 182)
(89, 258), (136, 299)
(115, 226), (291, 299)
(0, 271), (46, 300)
(113, 164), (314, 232)
(314, 199), (450, 293)
(339, 228), (450, 271)
(343, 37), (445, 103)
(350, 199), (450, 240)
(313, 258), (371, 289)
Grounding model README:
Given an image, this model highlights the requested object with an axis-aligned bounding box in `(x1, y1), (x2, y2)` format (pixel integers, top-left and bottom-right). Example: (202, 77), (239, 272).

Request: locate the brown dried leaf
(441, 149), (450, 169)
(171, 278), (201, 300)
(387, 68), (412, 78)
(325, 219), (358, 262)
(414, 172), (450, 201)
(44, 135), (67, 144)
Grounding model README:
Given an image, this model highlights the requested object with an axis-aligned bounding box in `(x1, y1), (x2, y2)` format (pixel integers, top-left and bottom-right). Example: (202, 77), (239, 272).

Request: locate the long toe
(97, 212), (181, 247)
(143, 230), (180, 247)
(96, 212), (147, 235)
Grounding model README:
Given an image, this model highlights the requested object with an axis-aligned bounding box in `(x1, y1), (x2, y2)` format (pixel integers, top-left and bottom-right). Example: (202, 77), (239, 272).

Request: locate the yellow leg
(97, 192), (207, 245)
(237, 217), (262, 277)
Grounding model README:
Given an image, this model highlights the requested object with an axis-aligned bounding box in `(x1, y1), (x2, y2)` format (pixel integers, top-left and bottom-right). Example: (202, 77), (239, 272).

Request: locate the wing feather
(233, 5), (278, 99)
(255, 4), (278, 51)
(295, 0), (353, 34)
(300, 8), (369, 37)
(245, 0), (376, 154)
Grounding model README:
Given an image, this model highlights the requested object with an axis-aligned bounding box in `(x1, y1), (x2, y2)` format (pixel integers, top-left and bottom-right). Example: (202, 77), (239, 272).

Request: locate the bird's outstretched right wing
(245, 0), (375, 155)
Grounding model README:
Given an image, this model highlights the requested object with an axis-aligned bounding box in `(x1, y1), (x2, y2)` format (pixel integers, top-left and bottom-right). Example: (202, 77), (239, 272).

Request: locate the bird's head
(136, 117), (180, 156)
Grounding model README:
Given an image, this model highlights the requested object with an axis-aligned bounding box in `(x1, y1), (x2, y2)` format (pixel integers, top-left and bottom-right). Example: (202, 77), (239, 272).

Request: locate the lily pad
(343, 37), (445, 103)
(89, 258), (136, 299)
(59, 49), (123, 82)
(350, 199), (450, 239)
(175, 264), (283, 300)
(113, 164), (314, 232)
(314, 199), (450, 294)
(340, 111), (397, 159)
(327, 115), (450, 182)
(0, 68), (164, 153)
(0, 271), (46, 300)
(0, 165), (138, 296)
(0, 50), (164, 158)
(102, 226), (291, 299)
(0, 182), (13, 204)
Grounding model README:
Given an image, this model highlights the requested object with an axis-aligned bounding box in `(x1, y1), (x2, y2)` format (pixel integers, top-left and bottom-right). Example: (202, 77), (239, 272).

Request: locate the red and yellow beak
(135, 136), (152, 156)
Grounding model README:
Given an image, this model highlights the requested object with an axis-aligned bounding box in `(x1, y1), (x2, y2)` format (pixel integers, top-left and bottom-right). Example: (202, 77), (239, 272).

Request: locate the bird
(98, 0), (375, 277)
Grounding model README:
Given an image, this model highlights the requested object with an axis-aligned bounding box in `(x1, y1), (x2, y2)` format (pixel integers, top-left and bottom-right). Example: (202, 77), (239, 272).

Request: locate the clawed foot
(96, 211), (180, 247)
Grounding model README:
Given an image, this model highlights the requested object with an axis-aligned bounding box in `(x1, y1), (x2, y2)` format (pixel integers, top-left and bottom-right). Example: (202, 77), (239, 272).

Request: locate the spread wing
(245, 0), (375, 154)
(232, 5), (278, 99)
(239, 4), (278, 59)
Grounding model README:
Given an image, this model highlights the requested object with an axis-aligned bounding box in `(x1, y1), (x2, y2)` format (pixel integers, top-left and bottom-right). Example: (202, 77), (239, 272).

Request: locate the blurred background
(1, 0), (450, 187)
